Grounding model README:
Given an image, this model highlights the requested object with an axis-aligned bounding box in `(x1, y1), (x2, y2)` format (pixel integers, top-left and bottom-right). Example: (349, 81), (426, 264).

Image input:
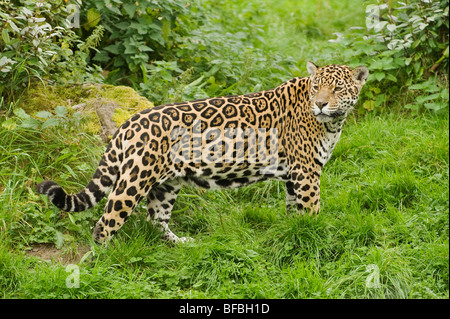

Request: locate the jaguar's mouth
(311, 106), (346, 121)
(312, 109), (346, 123)
(314, 113), (334, 123)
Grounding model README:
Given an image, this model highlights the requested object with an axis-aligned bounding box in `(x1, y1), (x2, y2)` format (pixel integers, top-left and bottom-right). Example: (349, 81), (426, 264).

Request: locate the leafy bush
(2, 0), (447, 113)
(80, 0), (191, 86)
(0, 2), (65, 103)
(1, 0), (296, 109)
(0, 0), (103, 105)
(79, 0), (298, 105)
(329, 0), (449, 113)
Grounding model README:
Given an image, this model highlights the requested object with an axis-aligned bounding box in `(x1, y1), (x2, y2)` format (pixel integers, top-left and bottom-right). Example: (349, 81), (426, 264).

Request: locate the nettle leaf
(373, 72), (385, 82)
(130, 21), (148, 35)
(21, 117), (40, 129)
(115, 22), (130, 30)
(104, 1), (122, 15)
(161, 71), (173, 82)
(41, 118), (60, 129)
(35, 110), (53, 119)
(149, 32), (165, 46)
(386, 74), (397, 82)
(123, 3), (136, 18)
(93, 51), (110, 62)
(374, 94), (386, 107)
(104, 44), (120, 54)
(124, 45), (137, 54)
(416, 93), (441, 104)
(139, 44), (153, 52)
(14, 108), (30, 120)
(404, 103), (420, 111)
(55, 105), (67, 117)
(424, 102), (447, 111)
(409, 81), (439, 92)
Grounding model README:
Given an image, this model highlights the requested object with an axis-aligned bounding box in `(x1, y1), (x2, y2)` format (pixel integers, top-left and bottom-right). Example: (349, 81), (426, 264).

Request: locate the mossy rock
(18, 83), (154, 142)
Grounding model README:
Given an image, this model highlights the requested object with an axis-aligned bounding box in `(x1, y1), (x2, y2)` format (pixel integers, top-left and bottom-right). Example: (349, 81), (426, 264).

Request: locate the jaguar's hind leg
(92, 175), (152, 243)
(146, 180), (189, 243)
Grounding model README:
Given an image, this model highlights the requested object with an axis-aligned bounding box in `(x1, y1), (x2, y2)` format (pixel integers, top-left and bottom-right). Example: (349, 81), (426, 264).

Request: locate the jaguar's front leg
(285, 180), (297, 213)
(287, 169), (321, 215)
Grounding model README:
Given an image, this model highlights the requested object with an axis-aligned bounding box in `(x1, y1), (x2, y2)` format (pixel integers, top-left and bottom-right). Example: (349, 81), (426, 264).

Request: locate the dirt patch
(26, 243), (92, 265)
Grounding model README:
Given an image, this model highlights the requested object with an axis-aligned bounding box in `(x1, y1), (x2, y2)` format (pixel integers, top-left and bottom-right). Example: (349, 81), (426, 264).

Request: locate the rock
(18, 82), (154, 142)
(94, 99), (119, 143)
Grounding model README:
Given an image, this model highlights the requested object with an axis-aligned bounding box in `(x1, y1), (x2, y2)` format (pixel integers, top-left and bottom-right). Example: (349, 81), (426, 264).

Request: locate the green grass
(0, 111), (448, 299)
(0, 0), (448, 299)
(205, 0), (366, 60)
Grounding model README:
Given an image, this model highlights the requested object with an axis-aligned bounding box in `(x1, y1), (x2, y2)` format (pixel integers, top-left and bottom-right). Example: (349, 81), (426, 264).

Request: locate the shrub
(0, 0), (103, 105)
(0, 2), (64, 103)
(81, 0), (191, 86)
(329, 0), (449, 113)
(80, 0), (298, 105)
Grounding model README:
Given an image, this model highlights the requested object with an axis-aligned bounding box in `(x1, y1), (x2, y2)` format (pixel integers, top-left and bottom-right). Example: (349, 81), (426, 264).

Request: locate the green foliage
(79, 0), (298, 105)
(0, 1), (66, 102)
(329, 0), (449, 113)
(0, 0), (103, 104)
(55, 23), (105, 84)
(4, 105), (78, 131)
(81, 0), (190, 86)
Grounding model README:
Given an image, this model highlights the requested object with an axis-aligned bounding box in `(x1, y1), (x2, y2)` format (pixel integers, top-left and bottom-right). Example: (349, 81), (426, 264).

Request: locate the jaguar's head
(307, 62), (369, 123)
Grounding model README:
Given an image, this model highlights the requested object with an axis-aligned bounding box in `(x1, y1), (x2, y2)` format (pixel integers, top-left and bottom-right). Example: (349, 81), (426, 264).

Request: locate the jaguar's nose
(315, 101), (329, 110)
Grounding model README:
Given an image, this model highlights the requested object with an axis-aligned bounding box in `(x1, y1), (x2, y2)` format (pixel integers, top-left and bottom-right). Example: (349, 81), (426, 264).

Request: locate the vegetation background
(0, 0), (448, 299)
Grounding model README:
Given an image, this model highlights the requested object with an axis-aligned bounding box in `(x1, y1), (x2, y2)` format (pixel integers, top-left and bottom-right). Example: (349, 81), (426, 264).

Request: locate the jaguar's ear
(307, 61), (319, 77)
(352, 66), (369, 84)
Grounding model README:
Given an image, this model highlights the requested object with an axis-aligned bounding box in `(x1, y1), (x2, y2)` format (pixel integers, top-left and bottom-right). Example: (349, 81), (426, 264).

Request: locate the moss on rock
(18, 83), (154, 141)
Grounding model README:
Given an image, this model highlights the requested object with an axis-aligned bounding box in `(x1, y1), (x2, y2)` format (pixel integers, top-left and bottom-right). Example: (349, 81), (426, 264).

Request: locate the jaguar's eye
(333, 86), (344, 93)
(312, 85), (319, 91)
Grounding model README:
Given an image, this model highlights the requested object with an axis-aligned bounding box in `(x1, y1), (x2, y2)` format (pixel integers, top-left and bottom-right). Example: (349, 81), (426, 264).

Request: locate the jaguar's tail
(36, 142), (119, 212)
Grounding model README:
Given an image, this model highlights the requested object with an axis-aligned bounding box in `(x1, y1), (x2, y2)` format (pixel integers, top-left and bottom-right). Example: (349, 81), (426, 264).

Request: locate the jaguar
(36, 62), (369, 244)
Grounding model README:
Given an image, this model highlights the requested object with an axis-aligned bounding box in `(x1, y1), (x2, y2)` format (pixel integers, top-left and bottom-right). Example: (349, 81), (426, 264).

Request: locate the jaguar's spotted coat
(37, 62), (369, 244)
